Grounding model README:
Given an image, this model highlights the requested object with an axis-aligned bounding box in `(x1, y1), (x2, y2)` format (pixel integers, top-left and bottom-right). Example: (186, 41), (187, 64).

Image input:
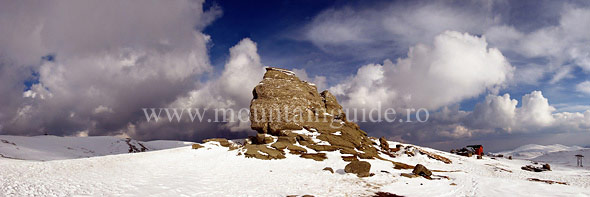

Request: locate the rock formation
(195, 67), (451, 172)
(247, 67), (379, 161)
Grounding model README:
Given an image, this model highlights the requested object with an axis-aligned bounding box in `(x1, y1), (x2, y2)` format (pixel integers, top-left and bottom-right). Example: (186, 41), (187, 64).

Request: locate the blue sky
(1, 0), (589, 152)
(203, 0), (590, 112)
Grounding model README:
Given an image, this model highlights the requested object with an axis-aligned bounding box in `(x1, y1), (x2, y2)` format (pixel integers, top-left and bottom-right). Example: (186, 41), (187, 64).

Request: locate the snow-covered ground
(0, 135), (192, 161)
(532, 149), (590, 170)
(497, 144), (585, 159)
(1, 136), (589, 196)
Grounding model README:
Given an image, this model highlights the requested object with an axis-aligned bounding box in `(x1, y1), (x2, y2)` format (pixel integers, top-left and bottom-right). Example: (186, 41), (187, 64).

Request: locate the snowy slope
(532, 149), (590, 170)
(0, 135), (192, 161)
(497, 144), (585, 159)
(1, 136), (590, 196)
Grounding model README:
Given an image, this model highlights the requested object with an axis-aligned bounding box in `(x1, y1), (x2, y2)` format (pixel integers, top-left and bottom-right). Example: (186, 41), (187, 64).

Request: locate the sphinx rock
(248, 67), (379, 160)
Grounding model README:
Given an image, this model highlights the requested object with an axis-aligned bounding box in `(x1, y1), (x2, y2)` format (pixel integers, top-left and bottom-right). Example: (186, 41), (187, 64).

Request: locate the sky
(1, 0), (589, 152)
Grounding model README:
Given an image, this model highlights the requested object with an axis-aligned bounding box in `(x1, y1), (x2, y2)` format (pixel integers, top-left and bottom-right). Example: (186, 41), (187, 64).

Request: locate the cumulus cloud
(468, 94), (517, 130)
(380, 90), (588, 150)
(305, 1), (590, 85)
(0, 0), (222, 139)
(331, 31), (513, 110)
(518, 91), (556, 128)
(166, 38), (265, 133)
(485, 6), (590, 82)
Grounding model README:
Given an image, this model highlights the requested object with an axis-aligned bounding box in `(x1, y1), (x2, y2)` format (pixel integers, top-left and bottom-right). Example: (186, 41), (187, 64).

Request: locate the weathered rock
(521, 165), (550, 172)
(320, 90), (346, 120)
(412, 164), (432, 177)
(300, 153), (327, 161)
(417, 148), (452, 164)
(379, 137), (390, 151)
(392, 161), (414, 170)
(342, 155), (359, 162)
(308, 144), (340, 152)
(244, 144), (285, 160)
(286, 144), (307, 154)
(277, 136), (296, 144)
(251, 133), (274, 144)
(270, 141), (289, 150)
(202, 138), (238, 150)
(250, 67), (321, 135)
(527, 178), (567, 185)
(344, 161), (371, 177)
(248, 67), (379, 161)
(323, 167), (334, 173)
(191, 144), (204, 149)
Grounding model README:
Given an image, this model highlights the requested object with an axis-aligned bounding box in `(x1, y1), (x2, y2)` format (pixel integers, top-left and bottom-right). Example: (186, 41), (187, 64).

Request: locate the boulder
(322, 167), (334, 173)
(412, 164), (432, 177)
(344, 161), (371, 177)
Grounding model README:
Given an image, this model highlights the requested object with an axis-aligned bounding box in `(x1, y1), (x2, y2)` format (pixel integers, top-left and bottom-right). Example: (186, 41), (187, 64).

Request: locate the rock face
(248, 67), (379, 160)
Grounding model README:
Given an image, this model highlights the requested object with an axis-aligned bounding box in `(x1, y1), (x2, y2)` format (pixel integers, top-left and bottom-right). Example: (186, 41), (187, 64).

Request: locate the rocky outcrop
(247, 67), (379, 160)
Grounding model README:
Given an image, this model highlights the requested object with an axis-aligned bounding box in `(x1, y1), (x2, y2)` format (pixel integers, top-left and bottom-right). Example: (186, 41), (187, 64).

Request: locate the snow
(497, 144), (585, 159)
(0, 135), (191, 161)
(532, 149), (590, 170)
(1, 137), (589, 196)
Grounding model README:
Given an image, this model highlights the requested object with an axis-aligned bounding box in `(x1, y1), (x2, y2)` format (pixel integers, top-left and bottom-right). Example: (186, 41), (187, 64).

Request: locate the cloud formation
(330, 31), (513, 110)
(0, 0), (222, 139)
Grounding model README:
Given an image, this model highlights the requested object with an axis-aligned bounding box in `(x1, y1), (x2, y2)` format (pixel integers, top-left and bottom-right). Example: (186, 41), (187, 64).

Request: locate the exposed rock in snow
(2, 137), (590, 196)
(245, 67), (383, 162)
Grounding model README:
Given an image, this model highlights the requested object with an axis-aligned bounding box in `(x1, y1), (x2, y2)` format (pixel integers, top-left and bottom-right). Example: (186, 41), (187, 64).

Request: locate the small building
(467, 145), (484, 156)
(576, 154), (584, 167)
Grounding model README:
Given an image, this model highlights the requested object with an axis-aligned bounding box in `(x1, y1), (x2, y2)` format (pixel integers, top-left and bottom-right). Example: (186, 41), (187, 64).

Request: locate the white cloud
(517, 91), (556, 128)
(469, 94), (517, 130)
(291, 68), (327, 92)
(168, 38), (265, 132)
(0, 0), (220, 138)
(332, 31), (513, 110)
(486, 7), (590, 82)
(576, 81), (590, 95)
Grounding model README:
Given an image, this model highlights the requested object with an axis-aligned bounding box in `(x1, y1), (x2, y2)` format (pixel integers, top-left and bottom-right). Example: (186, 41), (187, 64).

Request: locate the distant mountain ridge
(497, 144), (586, 160)
(0, 135), (192, 161)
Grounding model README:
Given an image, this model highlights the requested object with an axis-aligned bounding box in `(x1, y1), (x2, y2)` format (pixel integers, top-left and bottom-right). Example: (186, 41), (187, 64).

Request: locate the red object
(475, 147), (483, 156)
